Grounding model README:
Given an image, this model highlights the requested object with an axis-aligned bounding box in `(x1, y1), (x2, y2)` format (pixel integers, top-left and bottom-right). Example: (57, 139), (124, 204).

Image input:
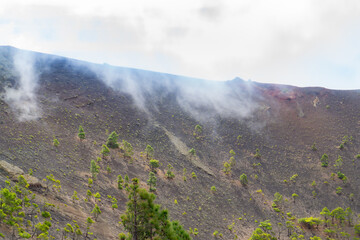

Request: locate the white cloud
(0, 0), (359, 89)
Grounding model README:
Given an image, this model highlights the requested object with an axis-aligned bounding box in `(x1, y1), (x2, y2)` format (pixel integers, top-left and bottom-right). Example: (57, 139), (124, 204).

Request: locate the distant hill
(0, 46), (359, 239)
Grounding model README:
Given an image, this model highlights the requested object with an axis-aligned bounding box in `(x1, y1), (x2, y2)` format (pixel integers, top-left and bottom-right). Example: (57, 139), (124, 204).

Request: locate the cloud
(198, 2), (223, 20)
(0, 0), (360, 89)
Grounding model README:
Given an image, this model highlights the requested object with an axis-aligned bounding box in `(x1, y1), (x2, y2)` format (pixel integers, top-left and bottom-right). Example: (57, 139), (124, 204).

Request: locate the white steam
(100, 64), (147, 112)
(4, 51), (41, 121)
(174, 79), (257, 122)
(92, 64), (258, 122)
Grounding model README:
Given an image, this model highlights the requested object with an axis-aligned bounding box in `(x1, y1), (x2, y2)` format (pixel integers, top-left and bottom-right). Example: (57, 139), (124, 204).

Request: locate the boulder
(0, 160), (44, 189)
(0, 160), (24, 180)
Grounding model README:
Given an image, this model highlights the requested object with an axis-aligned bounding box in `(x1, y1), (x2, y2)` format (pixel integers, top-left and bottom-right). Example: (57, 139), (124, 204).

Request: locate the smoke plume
(4, 50), (41, 121)
(92, 64), (258, 123)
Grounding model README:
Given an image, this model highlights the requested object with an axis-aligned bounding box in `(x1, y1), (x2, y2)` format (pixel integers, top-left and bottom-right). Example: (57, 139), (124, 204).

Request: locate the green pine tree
(145, 145), (154, 160)
(240, 173), (248, 186)
(91, 204), (101, 221)
(78, 125), (85, 140)
(101, 144), (110, 158)
(149, 159), (160, 173)
(122, 140), (134, 158)
(166, 164), (175, 179)
(147, 172), (157, 192)
(117, 174), (124, 190)
(120, 178), (191, 240)
(106, 131), (119, 148)
(90, 160), (100, 180)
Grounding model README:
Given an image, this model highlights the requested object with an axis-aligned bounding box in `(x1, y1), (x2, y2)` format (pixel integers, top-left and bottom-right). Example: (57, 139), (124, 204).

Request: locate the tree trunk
(133, 194), (138, 240)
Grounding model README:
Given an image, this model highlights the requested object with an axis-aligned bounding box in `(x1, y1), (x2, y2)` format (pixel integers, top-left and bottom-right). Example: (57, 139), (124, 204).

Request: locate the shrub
(90, 160), (100, 180)
(53, 138), (59, 147)
(335, 155), (343, 168)
(349, 193), (354, 201)
(249, 228), (276, 240)
(71, 191), (79, 203)
(41, 211), (51, 218)
(43, 174), (61, 193)
(117, 175), (123, 190)
(189, 148), (196, 156)
(226, 222), (234, 231)
(273, 192), (283, 203)
(298, 217), (322, 229)
(236, 135), (242, 145)
(229, 156), (235, 167)
(194, 124), (202, 134)
(106, 165), (111, 174)
(311, 143), (317, 151)
(310, 236), (322, 240)
(292, 193), (298, 203)
(311, 181), (316, 187)
(312, 191), (317, 198)
(355, 223), (360, 235)
(145, 145), (154, 159)
(290, 174), (298, 182)
(124, 175), (130, 188)
(223, 161), (232, 175)
(273, 208), (280, 212)
(240, 174), (248, 186)
(330, 172), (336, 180)
(78, 125), (85, 140)
(259, 220), (272, 231)
(183, 168), (187, 181)
(320, 154), (329, 167)
(337, 172), (345, 180)
(91, 204), (101, 221)
(331, 207), (346, 223)
(101, 144), (110, 157)
(112, 203), (118, 210)
(149, 159), (160, 172)
(106, 131), (119, 148)
(166, 164), (175, 179)
(254, 148), (261, 158)
(211, 186), (216, 192)
(122, 140), (134, 157)
(94, 192), (101, 200)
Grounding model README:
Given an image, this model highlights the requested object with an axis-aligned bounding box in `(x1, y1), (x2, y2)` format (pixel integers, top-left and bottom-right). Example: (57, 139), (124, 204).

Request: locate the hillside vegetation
(0, 46), (359, 239)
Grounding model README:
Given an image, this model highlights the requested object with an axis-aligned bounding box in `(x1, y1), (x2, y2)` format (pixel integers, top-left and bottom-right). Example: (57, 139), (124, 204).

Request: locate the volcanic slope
(0, 46), (360, 239)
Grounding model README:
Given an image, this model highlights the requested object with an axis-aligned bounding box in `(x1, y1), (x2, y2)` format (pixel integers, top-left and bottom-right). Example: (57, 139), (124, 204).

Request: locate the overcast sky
(1, 0), (360, 89)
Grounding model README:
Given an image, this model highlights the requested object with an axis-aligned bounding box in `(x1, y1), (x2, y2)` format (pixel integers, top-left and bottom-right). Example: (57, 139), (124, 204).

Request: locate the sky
(0, 0), (360, 90)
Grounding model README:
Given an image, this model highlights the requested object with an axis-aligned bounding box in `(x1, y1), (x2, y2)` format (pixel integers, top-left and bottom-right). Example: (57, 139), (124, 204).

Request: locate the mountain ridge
(0, 46), (359, 239)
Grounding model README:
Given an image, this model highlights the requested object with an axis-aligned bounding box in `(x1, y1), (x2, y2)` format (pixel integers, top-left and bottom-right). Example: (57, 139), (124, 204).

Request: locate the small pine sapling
(166, 164), (175, 179)
(106, 131), (119, 148)
(78, 125), (85, 140)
